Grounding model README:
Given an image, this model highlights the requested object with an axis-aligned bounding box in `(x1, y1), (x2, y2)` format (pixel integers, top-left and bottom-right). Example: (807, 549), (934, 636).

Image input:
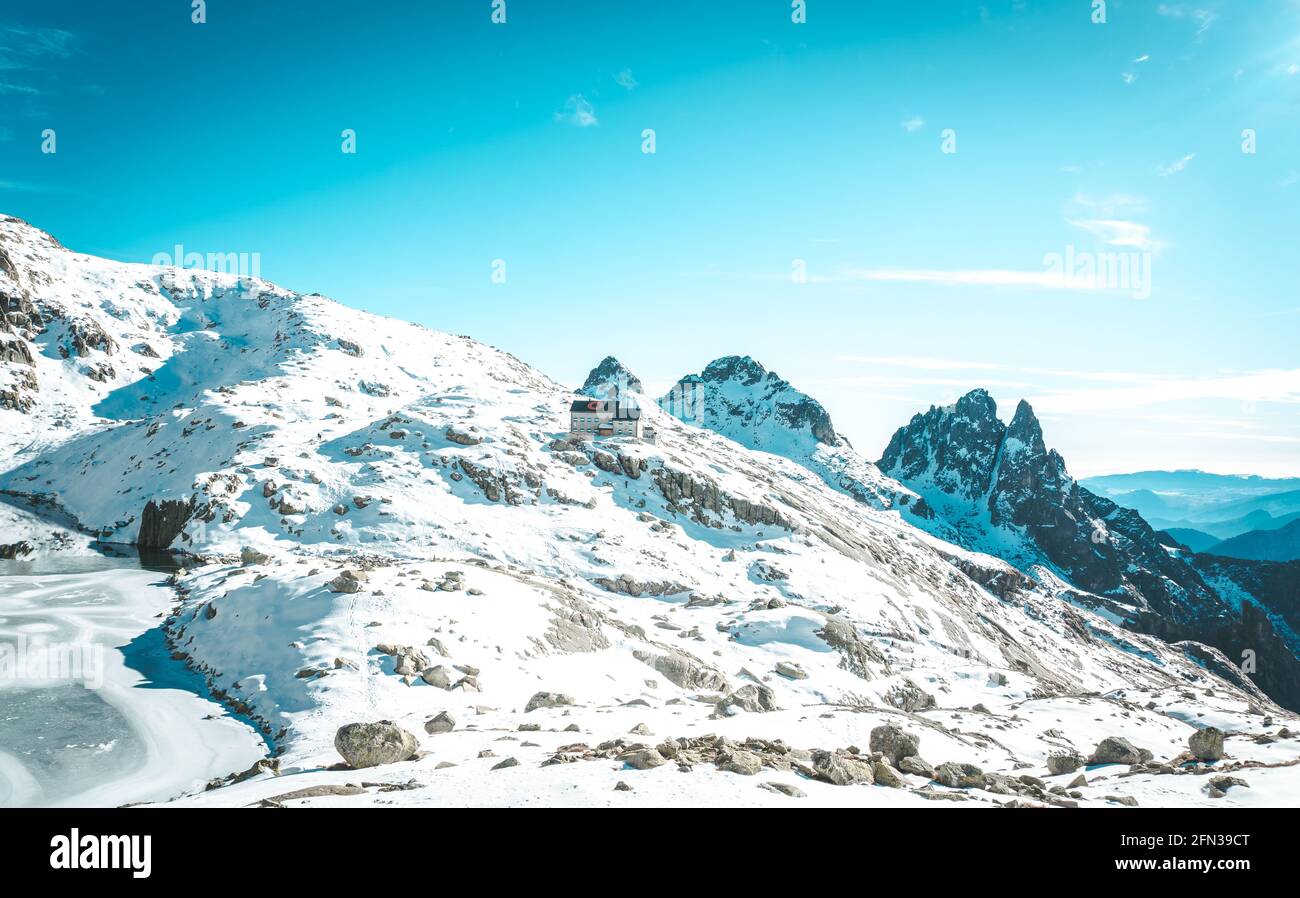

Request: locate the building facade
(569, 398), (642, 438)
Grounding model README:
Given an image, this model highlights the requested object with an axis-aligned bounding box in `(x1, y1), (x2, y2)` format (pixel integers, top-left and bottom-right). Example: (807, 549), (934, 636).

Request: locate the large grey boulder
(334, 721), (419, 769)
(329, 569), (368, 593)
(1188, 727), (1225, 761)
(932, 762), (984, 788)
(872, 760), (906, 788)
(620, 748), (668, 770)
(869, 723), (919, 766)
(420, 665), (454, 689)
(1047, 752), (1084, 775)
(633, 649), (729, 692)
(718, 750), (765, 776)
(525, 691), (575, 713)
(883, 679), (936, 712)
(718, 684), (778, 714)
(810, 750), (874, 786)
(899, 755), (935, 778)
(424, 711), (456, 734)
(1088, 736), (1152, 766)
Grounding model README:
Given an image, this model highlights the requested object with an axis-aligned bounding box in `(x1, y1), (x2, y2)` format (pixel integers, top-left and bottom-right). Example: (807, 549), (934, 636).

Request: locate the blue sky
(2, 0), (1298, 476)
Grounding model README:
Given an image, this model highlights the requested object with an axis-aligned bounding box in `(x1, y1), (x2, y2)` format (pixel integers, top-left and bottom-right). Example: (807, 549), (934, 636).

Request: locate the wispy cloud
(1027, 369), (1300, 414)
(555, 94), (598, 127)
(1069, 218), (1160, 251)
(0, 25), (78, 69)
(1156, 4), (1218, 37)
(839, 266), (1115, 291)
(1067, 192), (1148, 217)
(1156, 152), (1195, 177)
(614, 69), (638, 91)
(835, 355), (1005, 371)
(900, 115), (924, 133)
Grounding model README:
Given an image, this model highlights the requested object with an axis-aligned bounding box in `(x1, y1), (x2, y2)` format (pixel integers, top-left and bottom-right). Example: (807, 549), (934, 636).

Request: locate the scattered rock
(420, 665), (454, 689)
(810, 750), (874, 786)
(932, 762), (984, 789)
(899, 755), (935, 778)
(758, 781), (807, 798)
(1188, 726), (1225, 762)
(869, 723), (920, 766)
(1088, 737), (1152, 767)
(718, 683), (778, 714)
(525, 691), (576, 713)
(620, 748), (668, 770)
(240, 547), (270, 566)
(718, 750), (764, 776)
(329, 569), (368, 593)
(872, 760), (906, 788)
(424, 711), (455, 735)
(334, 721), (419, 769)
(774, 661), (808, 680)
(1047, 752), (1084, 776)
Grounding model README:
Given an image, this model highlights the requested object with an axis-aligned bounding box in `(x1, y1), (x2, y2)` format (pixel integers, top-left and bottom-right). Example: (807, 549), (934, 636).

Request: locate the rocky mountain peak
(701, 355), (769, 386)
(1004, 399), (1046, 457)
(662, 355), (841, 449)
(878, 388), (1006, 500)
(579, 356), (643, 399)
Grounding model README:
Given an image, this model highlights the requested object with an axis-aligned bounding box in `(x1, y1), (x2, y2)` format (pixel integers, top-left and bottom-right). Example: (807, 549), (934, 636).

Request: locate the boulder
(1188, 727), (1225, 762)
(883, 679), (936, 712)
(334, 721), (419, 769)
(810, 750), (874, 786)
(774, 661), (808, 680)
(240, 547), (270, 566)
(872, 760), (906, 788)
(869, 723), (920, 766)
(329, 569), (368, 593)
(899, 755), (935, 778)
(424, 711), (456, 734)
(932, 762), (984, 789)
(1088, 737), (1151, 767)
(718, 750), (764, 776)
(525, 691), (575, 713)
(718, 683), (778, 714)
(620, 748), (667, 770)
(420, 665), (454, 689)
(1047, 752), (1084, 775)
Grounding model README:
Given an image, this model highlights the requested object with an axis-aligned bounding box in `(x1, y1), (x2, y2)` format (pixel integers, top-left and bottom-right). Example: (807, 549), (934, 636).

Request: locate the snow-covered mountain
(878, 389), (1300, 712)
(578, 356), (642, 399)
(2, 215), (1297, 808)
(657, 356), (915, 513)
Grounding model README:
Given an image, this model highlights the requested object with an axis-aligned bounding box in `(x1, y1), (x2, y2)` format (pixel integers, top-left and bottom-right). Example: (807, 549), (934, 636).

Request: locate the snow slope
(1, 215), (1297, 808)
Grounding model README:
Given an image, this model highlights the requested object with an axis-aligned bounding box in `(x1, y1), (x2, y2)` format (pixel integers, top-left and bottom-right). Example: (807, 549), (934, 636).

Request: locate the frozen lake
(0, 554), (267, 807)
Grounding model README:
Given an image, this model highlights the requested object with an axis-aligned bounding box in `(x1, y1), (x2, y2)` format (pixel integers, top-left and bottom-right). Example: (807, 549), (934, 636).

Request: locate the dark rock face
(879, 389), (1003, 498)
(880, 388), (1300, 712)
(136, 498), (195, 550)
(580, 356), (643, 399)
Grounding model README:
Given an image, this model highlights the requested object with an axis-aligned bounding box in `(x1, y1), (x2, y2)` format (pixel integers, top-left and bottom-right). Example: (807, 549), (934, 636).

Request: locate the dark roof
(569, 398), (641, 419)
